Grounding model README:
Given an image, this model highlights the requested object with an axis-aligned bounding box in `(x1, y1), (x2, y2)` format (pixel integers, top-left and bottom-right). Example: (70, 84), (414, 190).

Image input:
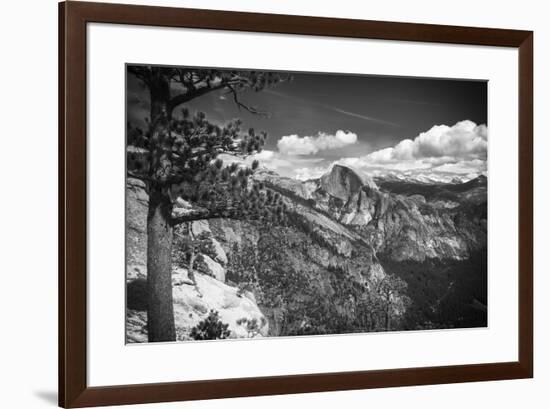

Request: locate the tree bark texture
(146, 186), (176, 342)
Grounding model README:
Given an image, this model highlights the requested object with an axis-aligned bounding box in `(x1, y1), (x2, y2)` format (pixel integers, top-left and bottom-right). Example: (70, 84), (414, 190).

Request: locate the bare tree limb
(226, 85), (270, 117)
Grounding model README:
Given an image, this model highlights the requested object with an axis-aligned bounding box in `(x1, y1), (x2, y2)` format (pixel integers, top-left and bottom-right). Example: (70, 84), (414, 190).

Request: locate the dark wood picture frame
(59, 1), (533, 407)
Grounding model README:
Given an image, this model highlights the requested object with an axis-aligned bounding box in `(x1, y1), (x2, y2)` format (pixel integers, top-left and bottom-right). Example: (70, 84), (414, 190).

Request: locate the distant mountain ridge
(372, 171), (483, 185)
(254, 164), (486, 261)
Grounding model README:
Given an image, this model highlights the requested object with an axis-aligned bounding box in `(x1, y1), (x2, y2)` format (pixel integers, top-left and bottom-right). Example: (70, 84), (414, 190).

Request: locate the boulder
(196, 254), (225, 282)
(126, 269), (269, 342)
(126, 178), (148, 271)
(173, 271), (268, 339)
(209, 238), (228, 265)
(191, 220), (211, 236)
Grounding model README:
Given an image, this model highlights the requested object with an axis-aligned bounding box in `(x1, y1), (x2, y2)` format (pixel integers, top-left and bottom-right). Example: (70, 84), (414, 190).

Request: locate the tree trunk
(146, 186), (176, 342)
(149, 70), (171, 123)
(146, 71), (176, 342)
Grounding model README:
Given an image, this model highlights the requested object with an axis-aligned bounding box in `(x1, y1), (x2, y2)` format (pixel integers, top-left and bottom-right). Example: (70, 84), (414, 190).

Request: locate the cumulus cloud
(338, 120), (486, 170)
(223, 121), (487, 182)
(277, 130), (357, 156)
(217, 150), (325, 179)
(366, 120), (487, 163)
(335, 120), (488, 180)
(294, 166), (331, 181)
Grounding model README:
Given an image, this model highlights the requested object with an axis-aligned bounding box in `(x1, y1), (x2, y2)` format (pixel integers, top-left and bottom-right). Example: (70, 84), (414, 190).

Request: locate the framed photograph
(59, 1), (533, 407)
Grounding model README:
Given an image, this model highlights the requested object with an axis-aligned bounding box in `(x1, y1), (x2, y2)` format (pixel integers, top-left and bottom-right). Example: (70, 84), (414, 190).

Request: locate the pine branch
(168, 82), (226, 113)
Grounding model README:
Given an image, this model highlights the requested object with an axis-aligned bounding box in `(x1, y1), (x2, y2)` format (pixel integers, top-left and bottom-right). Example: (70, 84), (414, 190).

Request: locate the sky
(127, 68), (488, 181)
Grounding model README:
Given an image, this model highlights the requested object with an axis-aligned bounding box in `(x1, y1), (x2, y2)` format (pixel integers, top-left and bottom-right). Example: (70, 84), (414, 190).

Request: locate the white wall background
(0, 0), (547, 408)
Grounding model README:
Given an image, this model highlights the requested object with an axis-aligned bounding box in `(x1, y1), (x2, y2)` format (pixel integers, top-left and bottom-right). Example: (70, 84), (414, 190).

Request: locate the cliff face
(320, 164), (378, 202)
(126, 164), (487, 340)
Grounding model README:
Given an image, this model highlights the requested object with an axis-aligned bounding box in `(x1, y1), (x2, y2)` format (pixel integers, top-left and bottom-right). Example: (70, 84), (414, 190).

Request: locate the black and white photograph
(126, 65), (488, 343)
(2, 0), (545, 407)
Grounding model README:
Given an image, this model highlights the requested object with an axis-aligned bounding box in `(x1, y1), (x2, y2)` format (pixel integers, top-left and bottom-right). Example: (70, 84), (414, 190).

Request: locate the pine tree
(190, 310), (231, 340)
(236, 316), (267, 338)
(127, 66), (290, 342)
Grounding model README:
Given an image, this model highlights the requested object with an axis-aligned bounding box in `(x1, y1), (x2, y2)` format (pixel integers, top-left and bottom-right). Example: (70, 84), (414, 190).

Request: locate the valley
(126, 164), (487, 341)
